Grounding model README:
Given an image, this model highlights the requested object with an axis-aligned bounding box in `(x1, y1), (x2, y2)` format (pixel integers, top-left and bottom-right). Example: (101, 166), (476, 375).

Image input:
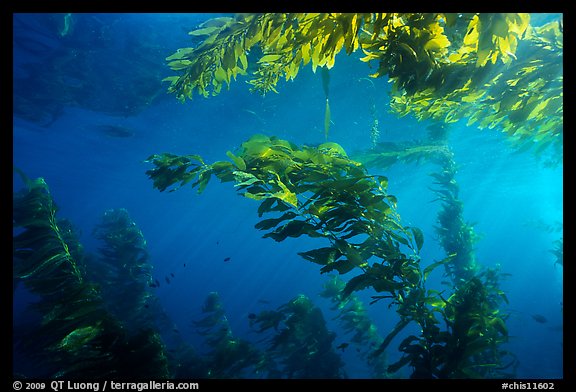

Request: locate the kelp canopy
(164, 13), (562, 163)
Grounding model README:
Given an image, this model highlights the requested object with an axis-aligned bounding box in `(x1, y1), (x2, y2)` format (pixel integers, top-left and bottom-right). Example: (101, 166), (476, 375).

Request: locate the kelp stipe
(13, 171), (170, 378)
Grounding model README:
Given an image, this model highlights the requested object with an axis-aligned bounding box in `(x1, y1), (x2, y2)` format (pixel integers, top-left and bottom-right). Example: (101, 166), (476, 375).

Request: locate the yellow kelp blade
(324, 99), (331, 140)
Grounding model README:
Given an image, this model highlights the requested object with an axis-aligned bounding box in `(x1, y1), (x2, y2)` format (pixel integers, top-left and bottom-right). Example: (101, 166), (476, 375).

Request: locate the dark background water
(12, 13), (563, 379)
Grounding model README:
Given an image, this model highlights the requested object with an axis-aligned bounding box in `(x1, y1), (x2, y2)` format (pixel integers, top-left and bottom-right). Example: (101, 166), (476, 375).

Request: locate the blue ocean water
(12, 13), (563, 380)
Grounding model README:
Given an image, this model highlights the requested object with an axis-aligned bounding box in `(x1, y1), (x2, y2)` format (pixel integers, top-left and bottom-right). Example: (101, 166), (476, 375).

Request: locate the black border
(6, 3), (572, 389)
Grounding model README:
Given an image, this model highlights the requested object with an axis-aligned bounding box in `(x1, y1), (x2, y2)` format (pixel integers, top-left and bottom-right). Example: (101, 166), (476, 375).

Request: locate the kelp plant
(145, 134), (511, 378)
(164, 13), (562, 162)
(355, 121), (516, 376)
(13, 170), (170, 378)
(249, 294), (346, 378)
(192, 292), (266, 378)
(319, 275), (388, 378)
(89, 208), (156, 331)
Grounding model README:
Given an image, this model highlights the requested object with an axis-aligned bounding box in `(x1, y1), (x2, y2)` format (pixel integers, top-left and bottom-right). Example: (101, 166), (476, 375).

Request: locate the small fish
(336, 343), (349, 351)
(94, 124), (135, 138)
(165, 276), (171, 284)
(144, 304), (149, 309)
(224, 257), (231, 262)
(183, 263), (186, 267)
(248, 313), (257, 320)
(531, 314), (548, 323)
(170, 273), (175, 278)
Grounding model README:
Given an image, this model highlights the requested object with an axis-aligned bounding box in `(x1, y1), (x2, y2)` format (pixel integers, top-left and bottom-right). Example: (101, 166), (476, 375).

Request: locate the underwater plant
(192, 292), (266, 378)
(353, 140), (452, 169)
(146, 134), (424, 300)
(146, 134), (516, 378)
(164, 13), (561, 161)
(13, 171), (170, 378)
(429, 147), (480, 282)
(250, 294), (346, 378)
(89, 208), (156, 331)
(320, 275), (388, 378)
(550, 237), (563, 268)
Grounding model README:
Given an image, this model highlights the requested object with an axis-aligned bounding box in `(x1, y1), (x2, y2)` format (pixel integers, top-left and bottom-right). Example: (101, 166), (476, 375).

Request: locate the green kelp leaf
(188, 26), (220, 36)
(387, 355), (412, 373)
(318, 141), (347, 157)
(214, 67), (228, 83)
(339, 220), (374, 240)
(257, 197), (276, 217)
(165, 48), (195, 61)
(167, 59), (193, 70)
(254, 212), (298, 231)
(388, 230), (411, 248)
(57, 325), (101, 352)
(401, 264), (422, 286)
(145, 153), (206, 192)
(423, 255), (454, 280)
(233, 171), (262, 188)
(267, 173), (298, 208)
(192, 169), (212, 194)
(497, 290), (509, 304)
(244, 191), (269, 202)
(424, 291), (447, 310)
(227, 151), (247, 170)
(269, 136), (298, 151)
(162, 76), (180, 84)
(320, 259), (356, 275)
(298, 247), (342, 266)
(489, 317), (508, 337)
(262, 220), (320, 242)
(398, 335), (421, 351)
(258, 54), (283, 63)
(342, 273), (374, 298)
(409, 226), (424, 252)
(210, 160), (235, 179)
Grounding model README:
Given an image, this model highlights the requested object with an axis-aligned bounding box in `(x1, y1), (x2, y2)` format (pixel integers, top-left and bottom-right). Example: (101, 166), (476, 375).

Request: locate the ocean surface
(12, 13), (563, 380)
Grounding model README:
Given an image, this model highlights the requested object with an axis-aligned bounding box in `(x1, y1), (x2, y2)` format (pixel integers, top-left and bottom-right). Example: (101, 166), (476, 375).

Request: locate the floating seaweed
(164, 13), (561, 163)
